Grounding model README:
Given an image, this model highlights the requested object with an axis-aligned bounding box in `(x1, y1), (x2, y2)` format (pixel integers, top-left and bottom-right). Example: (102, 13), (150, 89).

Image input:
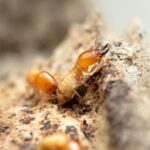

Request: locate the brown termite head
(76, 43), (110, 72)
(26, 70), (58, 94)
(38, 133), (84, 150)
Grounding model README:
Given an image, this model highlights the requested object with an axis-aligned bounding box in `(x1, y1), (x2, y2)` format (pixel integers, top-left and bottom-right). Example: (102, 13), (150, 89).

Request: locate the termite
(38, 133), (84, 150)
(57, 43), (110, 104)
(26, 69), (58, 95)
(26, 43), (110, 103)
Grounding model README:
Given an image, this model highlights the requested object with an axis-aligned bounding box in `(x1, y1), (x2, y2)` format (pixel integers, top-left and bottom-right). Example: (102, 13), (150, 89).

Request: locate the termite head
(38, 133), (84, 150)
(76, 43), (110, 72)
(34, 71), (58, 94)
(38, 134), (70, 150)
(26, 70), (58, 94)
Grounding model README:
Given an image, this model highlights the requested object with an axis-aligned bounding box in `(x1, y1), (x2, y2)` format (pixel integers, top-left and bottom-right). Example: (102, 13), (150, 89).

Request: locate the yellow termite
(57, 44), (110, 104)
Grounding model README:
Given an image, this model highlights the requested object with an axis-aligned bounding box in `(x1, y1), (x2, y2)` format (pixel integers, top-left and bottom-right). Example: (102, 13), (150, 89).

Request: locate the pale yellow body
(57, 66), (82, 104)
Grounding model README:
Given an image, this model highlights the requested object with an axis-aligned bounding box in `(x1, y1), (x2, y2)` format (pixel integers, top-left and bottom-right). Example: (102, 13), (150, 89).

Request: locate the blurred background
(100, 0), (149, 32)
(0, 0), (91, 75)
(0, 0), (149, 76)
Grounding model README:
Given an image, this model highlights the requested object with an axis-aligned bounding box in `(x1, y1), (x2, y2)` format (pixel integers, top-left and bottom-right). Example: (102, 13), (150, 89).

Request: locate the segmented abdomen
(57, 66), (82, 103)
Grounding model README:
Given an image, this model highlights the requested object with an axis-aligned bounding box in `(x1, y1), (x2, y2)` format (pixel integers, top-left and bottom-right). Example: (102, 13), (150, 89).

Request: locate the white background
(97, 0), (150, 33)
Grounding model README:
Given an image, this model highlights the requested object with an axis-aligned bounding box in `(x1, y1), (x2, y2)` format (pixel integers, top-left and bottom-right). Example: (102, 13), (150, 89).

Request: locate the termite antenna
(100, 43), (111, 55)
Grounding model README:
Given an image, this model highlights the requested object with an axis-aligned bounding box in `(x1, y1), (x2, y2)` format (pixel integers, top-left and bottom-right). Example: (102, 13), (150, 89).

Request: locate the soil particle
(0, 122), (10, 134)
(40, 121), (59, 131)
(19, 116), (35, 124)
(81, 123), (97, 142)
(65, 125), (78, 139)
(19, 143), (36, 150)
(23, 132), (33, 141)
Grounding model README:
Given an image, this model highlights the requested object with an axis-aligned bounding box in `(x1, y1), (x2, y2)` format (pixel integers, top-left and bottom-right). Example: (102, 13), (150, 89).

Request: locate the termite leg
(72, 89), (84, 100)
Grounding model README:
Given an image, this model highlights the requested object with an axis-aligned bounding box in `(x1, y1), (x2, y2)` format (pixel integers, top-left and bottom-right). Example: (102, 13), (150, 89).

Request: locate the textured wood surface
(0, 13), (150, 150)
